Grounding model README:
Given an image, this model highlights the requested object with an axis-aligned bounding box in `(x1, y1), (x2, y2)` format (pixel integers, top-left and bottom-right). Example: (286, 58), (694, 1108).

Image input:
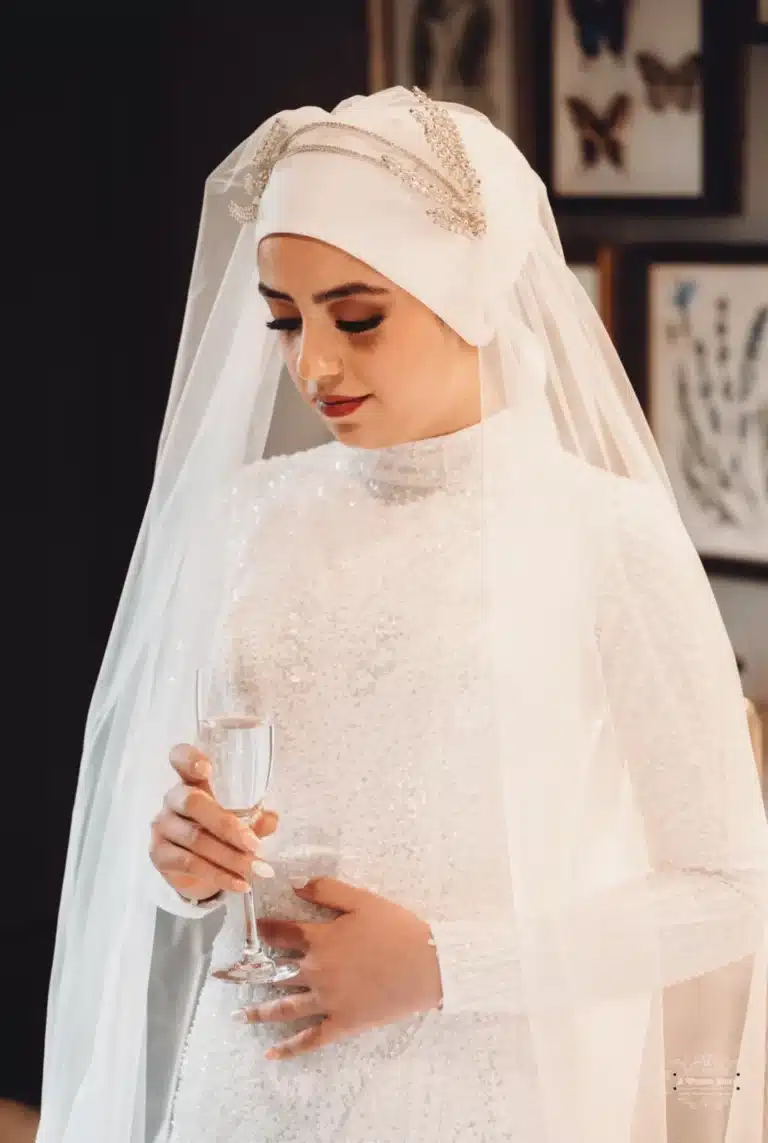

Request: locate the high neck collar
(336, 408), (517, 497)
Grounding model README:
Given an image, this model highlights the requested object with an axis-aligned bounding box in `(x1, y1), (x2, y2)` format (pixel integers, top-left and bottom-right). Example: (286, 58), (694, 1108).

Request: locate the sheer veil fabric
(38, 87), (768, 1142)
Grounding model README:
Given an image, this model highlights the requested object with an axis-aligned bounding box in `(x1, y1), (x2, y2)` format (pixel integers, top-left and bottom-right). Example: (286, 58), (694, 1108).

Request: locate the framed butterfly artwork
(748, 0), (768, 43)
(532, 1), (744, 214)
(618, 244), (768, 579)
(564, 241), (617, 336)
(366, 0), (521, 140)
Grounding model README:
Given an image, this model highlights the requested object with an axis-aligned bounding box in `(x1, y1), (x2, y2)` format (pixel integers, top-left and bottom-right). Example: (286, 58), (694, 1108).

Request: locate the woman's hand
(235, 877), (444, 1060)
(149, 743), (277, 902)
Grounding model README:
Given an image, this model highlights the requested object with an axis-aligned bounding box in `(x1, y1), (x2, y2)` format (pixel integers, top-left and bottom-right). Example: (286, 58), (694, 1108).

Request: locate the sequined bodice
(168, 415), (547, 1143)
(224, 416), (509, 923)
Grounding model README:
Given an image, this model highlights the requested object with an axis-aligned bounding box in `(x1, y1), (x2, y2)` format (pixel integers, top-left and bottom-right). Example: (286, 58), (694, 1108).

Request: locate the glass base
(211, 955), (300, 986)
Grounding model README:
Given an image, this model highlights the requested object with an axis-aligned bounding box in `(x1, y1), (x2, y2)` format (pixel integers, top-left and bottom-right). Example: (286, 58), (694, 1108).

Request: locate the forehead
(257, 234), (392, 294)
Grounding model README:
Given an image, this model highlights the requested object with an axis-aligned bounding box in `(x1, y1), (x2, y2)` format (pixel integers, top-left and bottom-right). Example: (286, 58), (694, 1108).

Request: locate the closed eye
(265, 316), (301, 332)
(266, 315), (384, 335)
(337, 315), (384, 334)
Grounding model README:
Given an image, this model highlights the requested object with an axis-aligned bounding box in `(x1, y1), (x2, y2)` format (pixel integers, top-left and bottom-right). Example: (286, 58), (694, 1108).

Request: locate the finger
(159, 814), (270, 883)
(164, 784), (258, 855)
(151, 839), (250, 893)
(293, 876), (372, 913)
(264, 1019), (346, 1061)
(170, 743), (212, 788)
(270, 959), (313, 990)
(233, 990), (322, 1025)
(255, 917), (311, 953)
(252, 809), (279, 839)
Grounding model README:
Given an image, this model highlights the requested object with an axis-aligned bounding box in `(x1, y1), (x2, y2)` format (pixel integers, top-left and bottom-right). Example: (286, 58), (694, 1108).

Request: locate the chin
(331, 422), (383, 448)
(320, 403), (391, 449)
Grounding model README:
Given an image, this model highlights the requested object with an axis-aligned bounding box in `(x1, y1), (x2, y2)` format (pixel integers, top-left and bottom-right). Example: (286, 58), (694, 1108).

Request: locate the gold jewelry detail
(228, 88), (486, 238)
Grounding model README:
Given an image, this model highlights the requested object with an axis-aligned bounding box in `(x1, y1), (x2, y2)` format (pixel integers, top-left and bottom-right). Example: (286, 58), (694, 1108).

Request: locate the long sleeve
(147, 854), (226, 919)
(430, 475), (768, 1016)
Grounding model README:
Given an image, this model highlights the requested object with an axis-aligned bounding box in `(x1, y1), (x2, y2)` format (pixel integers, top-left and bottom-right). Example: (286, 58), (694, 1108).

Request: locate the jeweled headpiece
(228, 87), (486, 239)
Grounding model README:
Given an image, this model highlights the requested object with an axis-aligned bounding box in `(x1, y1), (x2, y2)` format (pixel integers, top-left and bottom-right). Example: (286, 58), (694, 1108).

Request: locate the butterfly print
(565, 93), (632, 169)
(635, 51), (702, 113)
(412, 1), (494, 93)
(567, 0), (630, 61)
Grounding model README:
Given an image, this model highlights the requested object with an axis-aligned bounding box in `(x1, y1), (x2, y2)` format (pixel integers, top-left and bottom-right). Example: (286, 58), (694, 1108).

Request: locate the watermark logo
(667, 1054), (741, 1111)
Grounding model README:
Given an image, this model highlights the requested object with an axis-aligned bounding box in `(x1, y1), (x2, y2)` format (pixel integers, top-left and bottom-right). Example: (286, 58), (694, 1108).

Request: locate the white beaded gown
(164, 413), (766, 1143)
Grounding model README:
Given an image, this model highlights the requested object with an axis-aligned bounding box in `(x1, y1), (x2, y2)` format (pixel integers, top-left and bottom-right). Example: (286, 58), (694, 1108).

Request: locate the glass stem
(242, 888), (267, 960)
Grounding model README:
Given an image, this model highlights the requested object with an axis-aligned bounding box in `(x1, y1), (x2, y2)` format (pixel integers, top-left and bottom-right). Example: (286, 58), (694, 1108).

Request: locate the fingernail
(191, 758), (210, 777)
(241, 832), (261, 855)
(251, 858), (275, 879)
(231, 1009), (250, 1023)
(288, 875), (309, 889)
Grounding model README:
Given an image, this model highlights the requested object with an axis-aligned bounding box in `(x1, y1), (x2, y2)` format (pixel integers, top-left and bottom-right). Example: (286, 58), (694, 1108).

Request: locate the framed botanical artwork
(564, 241), (617, 337)
(367, 0), (519, 140)
(618, 244), (768, 580)
(532, 1), (743, 214)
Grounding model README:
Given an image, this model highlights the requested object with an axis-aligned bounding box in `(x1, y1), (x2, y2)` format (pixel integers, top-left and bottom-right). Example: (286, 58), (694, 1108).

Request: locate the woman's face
(257, 234), (480, 448)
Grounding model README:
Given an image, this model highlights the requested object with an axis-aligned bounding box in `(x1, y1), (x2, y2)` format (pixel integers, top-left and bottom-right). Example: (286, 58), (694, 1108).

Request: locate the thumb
(170, 743), (214, 798)
(293, 876), (373, 912)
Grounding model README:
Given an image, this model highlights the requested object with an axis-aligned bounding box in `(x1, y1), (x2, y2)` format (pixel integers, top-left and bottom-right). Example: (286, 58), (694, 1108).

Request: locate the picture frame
(532, 1), (743, 215)
(617, 243), (768, 580)
(712, 579), (768, 789)
(367, 0), (520, 141)
(564, 241), (618, 337)
(748, 0), (768, 43)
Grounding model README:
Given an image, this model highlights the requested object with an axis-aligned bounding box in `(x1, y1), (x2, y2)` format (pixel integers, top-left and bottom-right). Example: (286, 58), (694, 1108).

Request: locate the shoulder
(557, 457), (727, 663)
(555, 453), (707, 621)
(218, 442), (344, 577)
(234, 440), (342, 508)
(557, 451), (682, 554)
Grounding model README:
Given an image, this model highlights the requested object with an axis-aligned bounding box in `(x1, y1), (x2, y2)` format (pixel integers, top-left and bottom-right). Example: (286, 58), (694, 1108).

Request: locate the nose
(296, 324), (343, 390)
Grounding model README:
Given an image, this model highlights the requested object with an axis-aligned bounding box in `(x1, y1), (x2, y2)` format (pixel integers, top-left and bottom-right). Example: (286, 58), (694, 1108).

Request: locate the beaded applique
(228, 87), (486, 238)
(228, 118), (290, 225)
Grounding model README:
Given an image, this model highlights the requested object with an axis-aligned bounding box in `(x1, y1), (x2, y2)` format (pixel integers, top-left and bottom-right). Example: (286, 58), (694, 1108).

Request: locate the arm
(430, 476), (768, 1016)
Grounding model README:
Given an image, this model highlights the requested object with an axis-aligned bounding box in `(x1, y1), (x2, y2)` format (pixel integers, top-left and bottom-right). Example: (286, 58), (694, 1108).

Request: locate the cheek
(279, 337), (301, 383)
(368, 326), (445, 403)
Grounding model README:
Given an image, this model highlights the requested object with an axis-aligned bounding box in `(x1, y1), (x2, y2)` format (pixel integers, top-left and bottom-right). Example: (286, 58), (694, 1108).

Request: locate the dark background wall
(5, 1), (367, 1109)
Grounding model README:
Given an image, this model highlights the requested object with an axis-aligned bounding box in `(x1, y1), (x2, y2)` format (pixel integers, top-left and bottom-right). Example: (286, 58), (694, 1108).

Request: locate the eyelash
(265, 315), (384, 335)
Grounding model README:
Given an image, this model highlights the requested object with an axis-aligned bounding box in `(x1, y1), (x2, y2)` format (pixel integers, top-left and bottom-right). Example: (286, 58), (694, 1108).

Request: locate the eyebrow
(258, 280), (390, 305)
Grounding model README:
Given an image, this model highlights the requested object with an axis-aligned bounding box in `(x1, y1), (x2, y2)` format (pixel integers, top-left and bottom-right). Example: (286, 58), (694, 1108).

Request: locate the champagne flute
(195, 664), (300, 986)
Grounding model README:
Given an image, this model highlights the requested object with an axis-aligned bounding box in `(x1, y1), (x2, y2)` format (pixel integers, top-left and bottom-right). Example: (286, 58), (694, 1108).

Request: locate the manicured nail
(231, 1009), (250, 1023)
(251, 858), (275, 879)
(233, 878), (251, 892)
(288, 875), (309, 889)
(192, 758), (210, 777)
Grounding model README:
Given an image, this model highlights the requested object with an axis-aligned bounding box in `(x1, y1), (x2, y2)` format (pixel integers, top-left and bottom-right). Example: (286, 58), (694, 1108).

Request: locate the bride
(38, 88), (768, 1143)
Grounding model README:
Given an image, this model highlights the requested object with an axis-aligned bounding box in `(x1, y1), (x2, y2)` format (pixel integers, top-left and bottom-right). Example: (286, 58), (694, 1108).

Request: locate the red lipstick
(316, 396), (371, 419)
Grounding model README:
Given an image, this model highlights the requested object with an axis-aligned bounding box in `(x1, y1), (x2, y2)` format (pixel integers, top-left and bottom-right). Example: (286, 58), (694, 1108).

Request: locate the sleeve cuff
(172, 889), (225, 918)
(147, 858), (226, 919)
(427, 919), (523, 1015)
